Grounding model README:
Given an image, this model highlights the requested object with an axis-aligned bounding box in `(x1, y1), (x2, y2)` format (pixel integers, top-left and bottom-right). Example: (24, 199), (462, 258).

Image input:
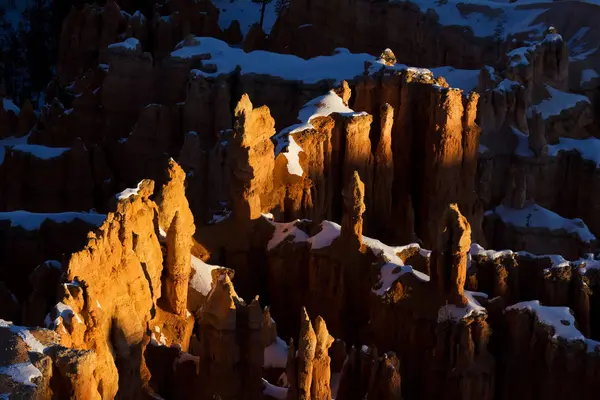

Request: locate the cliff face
(57, 0), (221, 84)
(42, 161), (195, 398)
(499, 303), (600, 400)
(267, 0), (501, 67)
(466, 247), (600, 341)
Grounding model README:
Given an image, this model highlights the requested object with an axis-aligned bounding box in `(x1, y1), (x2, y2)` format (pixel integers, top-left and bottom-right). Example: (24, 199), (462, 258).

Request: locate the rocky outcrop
(431, 204), (471, 306)
(0, 216), (104, 307)
(285, 308), (334, 400)
(483, 204), (595, 260)
(229, 95), (276, 223)
(57, 1), (221, 84)
(196, 270), (264, 399)
(158, 160), (196, 315)
(0, 143), (98, 213)
(467, 246), (600, 341)
(500, 303), (600, 400)
(268, 0), (504, 67)
(353, 68), (483, 246)
(44, 161), (194, 398)
(0, 320), (100, 399)
(336, 346), (403, 400)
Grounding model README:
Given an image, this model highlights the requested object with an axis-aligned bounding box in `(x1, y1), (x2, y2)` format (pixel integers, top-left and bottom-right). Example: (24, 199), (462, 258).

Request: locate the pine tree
(251, 0), (274, 29)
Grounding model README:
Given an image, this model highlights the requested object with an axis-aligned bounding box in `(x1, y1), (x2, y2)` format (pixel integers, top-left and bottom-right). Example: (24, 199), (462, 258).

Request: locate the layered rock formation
(3, 0), (600, 399)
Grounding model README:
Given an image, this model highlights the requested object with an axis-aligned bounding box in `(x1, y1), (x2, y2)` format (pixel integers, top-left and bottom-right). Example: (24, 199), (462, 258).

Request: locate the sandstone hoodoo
(1, 0), (600, 398)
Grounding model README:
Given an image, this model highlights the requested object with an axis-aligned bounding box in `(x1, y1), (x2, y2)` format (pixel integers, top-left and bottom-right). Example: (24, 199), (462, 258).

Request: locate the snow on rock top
(505, 301), (598, 349)
(175, 37), (375, 84)
(437, 291), (487, 323)
(0, 211), (106, 231)
(0, 134), (30, 165)
(264, 337), (288, 368)
(0, 319), (52, 387)
(489, 203), (595, 243)
(394, 0), (548, 38)
(262, 378), (288, 400)
(309, 220), (343, 250)
(581, 69), (600, 85)
(190, 255), (221, 296)
(265, 217), (431, 295)
(173, 37), (478, 95)
(2, 98), (20, 115)
(107, 37), (141, 52)
(115, 181), (144, 200)
(469, 243), (571, 268)
(469, 243), (514, 260)
(273, 91), (363, 176)
(11, 144), (70, 160)
(547, 137), (600, 167)
(429, 66), (480, 94)
(528, 85), (590, 119)
(267, 219), (310, 251)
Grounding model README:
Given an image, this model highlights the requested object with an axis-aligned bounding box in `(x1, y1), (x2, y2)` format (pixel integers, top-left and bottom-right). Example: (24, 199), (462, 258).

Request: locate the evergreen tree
(252, 0), (274, 29)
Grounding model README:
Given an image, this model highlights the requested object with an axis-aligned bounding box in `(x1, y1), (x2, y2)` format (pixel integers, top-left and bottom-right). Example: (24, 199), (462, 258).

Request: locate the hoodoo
(1, 0), (600, 398)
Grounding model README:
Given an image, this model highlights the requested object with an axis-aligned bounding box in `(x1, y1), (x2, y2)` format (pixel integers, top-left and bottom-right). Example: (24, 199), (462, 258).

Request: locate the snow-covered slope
(487, 203), (596, 243)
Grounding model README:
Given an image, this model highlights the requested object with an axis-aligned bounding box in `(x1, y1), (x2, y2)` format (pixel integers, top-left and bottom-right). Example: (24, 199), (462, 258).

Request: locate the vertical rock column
(197, 271), (264, 400)
(159, 160), (196, 317)
(431, 203), (471, 306)
(229, 94), (276, 222)
(340, 171), (366, 250)
(165, 211), (190, 316)
(286, 308), (334, 400)
(336, 346), (403, 400)
(372, 103), (394, 240)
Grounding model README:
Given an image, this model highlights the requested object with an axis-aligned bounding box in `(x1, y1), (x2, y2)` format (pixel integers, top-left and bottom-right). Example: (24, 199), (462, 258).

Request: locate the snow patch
(469, 243), (514, 260)
(581, 69), (599, 85)
(506, 301), (586, 342)
(108, 37), (140, 52)
(45, 302), (82, 329)
(400, 0), (547, 38)
(264, 337), (288, 369)
(0, 319), (52, 387)
(0, 134), (29, 165)
(266, 219), (310, 251)
(528, 85), (590, 119)
(274, 91), (362, 177)
(490, 203), (595, 243)
(511, 127), (534, 158)
(11, 144), (69, 160)
(175, 37), (378, 84)
(282, 136), (304, 176)
(190, 256), (220, 296)
(116, 181), (144, 200)
(494, 79), (522, 92)
(0, 363), (42, 387)
(2, 98), (20, 115)
(262, 378), (287, 400)
(548, 137), (600, 167)
(308, 220), (341, 250)
(208, 210), (231, 225)
(437, 291), (487, 322)
(430, 66), (480, 93)
(0, 211), (106, 231)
